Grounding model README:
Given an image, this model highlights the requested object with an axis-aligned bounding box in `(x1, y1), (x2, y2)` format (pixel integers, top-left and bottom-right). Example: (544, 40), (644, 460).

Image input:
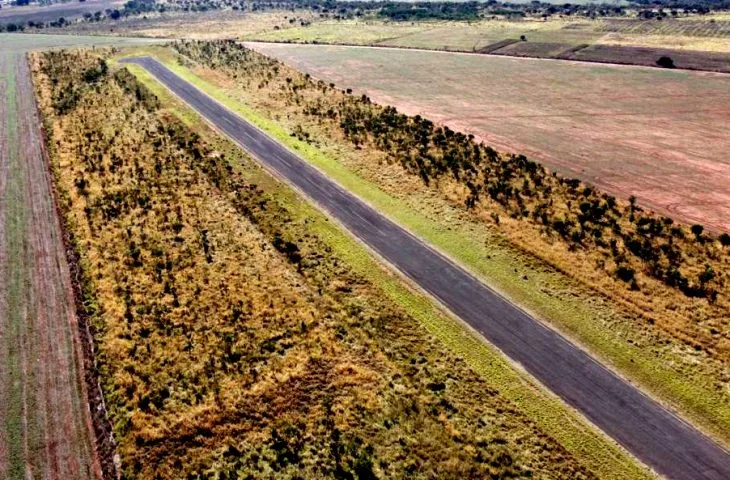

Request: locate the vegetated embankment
(0, 51), (100, 479)
(171, 40), (730, 446)
(32, 48), (600, 479)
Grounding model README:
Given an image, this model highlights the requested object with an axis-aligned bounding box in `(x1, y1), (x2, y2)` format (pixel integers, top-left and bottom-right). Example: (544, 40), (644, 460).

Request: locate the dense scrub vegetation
(173, 40), (730, 368)
(33, 49), (596, 479)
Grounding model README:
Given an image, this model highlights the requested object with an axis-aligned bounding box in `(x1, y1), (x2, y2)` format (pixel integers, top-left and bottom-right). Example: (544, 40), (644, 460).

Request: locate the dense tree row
(175, 40), (728, 303)
(5, 0), (730, 33)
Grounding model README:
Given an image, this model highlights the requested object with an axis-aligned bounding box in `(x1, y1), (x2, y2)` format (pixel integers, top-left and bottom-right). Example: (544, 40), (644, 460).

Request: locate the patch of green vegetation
(1, 51), (28, 480)
(117, 47), (654, 480)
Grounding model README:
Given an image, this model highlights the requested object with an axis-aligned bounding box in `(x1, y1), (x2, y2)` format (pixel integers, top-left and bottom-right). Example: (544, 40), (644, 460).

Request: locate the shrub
(656, 56), (675, 68)
(615, 266), (635, 283)
(719, 233), (730, 247)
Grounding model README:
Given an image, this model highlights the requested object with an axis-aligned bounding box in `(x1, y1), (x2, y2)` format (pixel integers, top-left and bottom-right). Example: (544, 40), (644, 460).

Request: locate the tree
(691, 224), (704, 239)
(615, 266), (635, 283)
(110, 9), (121, 19)
(720, 233), (730, 247)
(656, 56), (675, 69)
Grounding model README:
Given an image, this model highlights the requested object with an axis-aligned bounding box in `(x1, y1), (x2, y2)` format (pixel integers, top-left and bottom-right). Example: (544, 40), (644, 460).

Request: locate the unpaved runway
(0, 52), (100, 480)
(124, 56), (730, 480)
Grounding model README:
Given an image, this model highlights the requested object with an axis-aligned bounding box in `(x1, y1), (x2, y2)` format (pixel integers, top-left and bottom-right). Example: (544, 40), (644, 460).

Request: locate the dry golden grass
(32, 49), (599, 479)
(596, 32), (730, 52)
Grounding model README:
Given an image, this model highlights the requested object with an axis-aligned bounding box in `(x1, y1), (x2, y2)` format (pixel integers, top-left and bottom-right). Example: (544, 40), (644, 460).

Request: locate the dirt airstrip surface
(247, 42), (730, 232)
(0, 47), (101, 480)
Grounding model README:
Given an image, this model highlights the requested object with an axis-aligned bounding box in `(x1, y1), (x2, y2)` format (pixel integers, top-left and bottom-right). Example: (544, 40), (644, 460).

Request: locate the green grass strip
(2, 51), (28, 480)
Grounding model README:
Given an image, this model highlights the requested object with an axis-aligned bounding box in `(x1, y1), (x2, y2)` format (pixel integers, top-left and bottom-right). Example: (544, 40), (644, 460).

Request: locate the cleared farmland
(0, 32), (161, 52)
(247, 42), (730, 232)
(52, 9), (319, 39)
(250, 17), (730, 53)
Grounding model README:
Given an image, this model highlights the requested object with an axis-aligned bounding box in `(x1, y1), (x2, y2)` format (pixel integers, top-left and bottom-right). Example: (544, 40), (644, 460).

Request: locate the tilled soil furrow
(1, 50), (30, 480)
(11, 54), (44, 480)
(18, 68), (61, 480)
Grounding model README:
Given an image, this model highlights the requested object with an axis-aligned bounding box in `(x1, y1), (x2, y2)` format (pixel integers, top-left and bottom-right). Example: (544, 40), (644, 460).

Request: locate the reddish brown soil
(478, 38), (519, 54)
(0, 53), (10, 480)
(0, 53), (101, 480)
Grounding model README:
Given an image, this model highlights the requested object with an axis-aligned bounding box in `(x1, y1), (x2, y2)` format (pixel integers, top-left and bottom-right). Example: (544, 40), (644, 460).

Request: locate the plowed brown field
(0, 50), (100, 480)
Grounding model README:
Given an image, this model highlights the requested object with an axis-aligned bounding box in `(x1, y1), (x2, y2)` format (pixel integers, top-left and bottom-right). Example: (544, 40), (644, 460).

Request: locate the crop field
(28, 47), (627, 479)
(251, 18), (602, 51)
(0, 47), (99, 480)
(566, 44), (730, 71)
(598, 17), (730, 38)
(0, 0), (123, 25)
(0, 32), (161, 52)
(595, 32), (730, 53)
(250, 17), (730, 49)
(248, 17), (730, 64)
(248, 42), (730, 232)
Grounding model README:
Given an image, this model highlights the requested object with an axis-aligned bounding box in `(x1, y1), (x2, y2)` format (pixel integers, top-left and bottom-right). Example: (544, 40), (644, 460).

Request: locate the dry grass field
(0, 0), (123, 25)
(54, 9), (318, 39)
(251, 18), (602, 50)
(248, 42), (730, 232)
(250, 16), (730, 53)
(598, 17), (730, 37)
